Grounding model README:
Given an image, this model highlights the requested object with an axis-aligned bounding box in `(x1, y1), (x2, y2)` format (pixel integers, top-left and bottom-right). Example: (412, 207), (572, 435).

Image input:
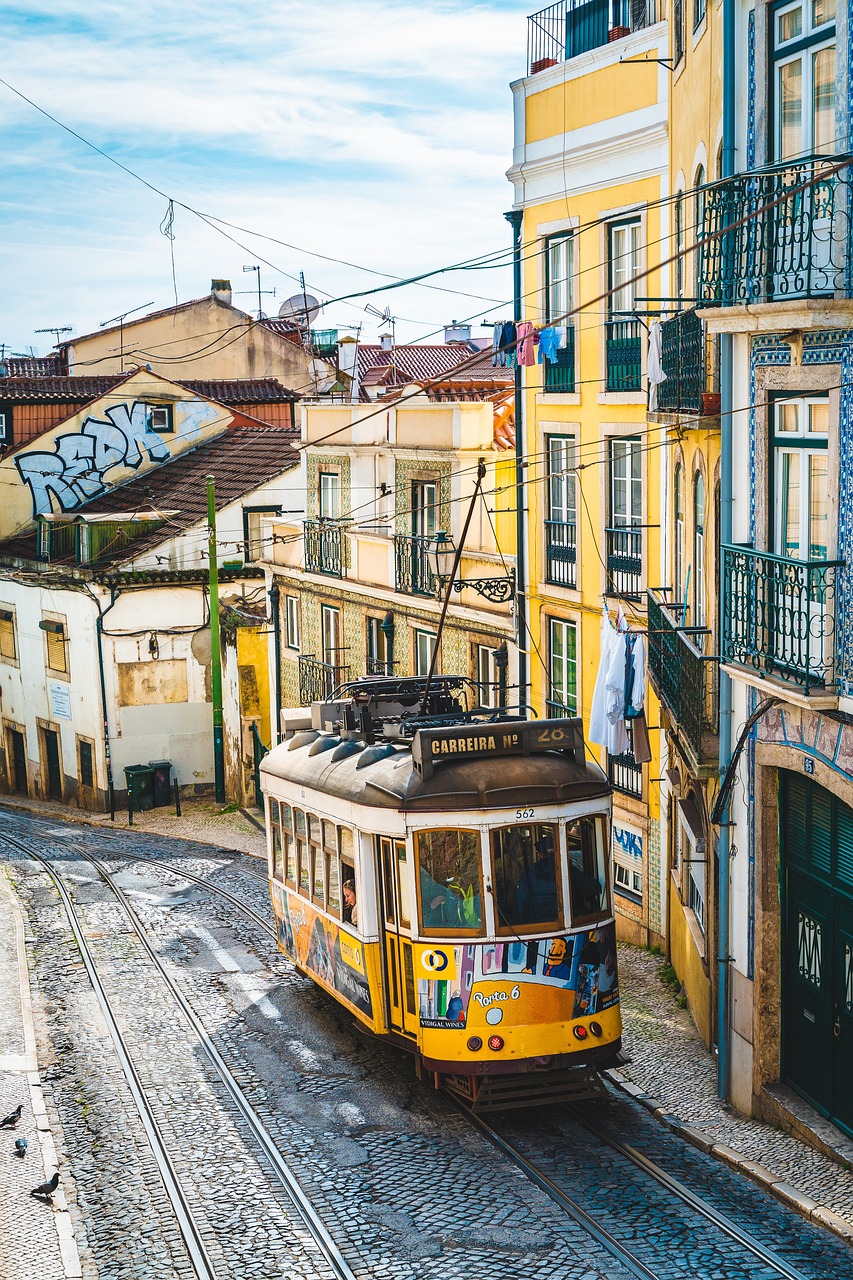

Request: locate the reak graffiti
(15, 402), (174, 517)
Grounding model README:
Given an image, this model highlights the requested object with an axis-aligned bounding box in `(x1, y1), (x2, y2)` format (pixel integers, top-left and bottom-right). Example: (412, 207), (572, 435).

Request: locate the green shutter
(837, 801), (853, 890)
(810, 785), (832, 876)
(783, 773), (809, 866)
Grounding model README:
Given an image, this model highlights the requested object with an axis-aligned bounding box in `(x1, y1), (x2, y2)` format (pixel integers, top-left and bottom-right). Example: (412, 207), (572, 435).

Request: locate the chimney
(444, 320), (471, 343)
(379, 332), (393, 351)
(211, 278), (232, 306)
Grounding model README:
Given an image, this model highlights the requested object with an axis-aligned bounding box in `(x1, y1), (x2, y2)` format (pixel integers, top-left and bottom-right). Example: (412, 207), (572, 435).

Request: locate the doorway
(6, 728), (27, 795)
(378, 836), (418, 1037)
(42, 728), (62, 801)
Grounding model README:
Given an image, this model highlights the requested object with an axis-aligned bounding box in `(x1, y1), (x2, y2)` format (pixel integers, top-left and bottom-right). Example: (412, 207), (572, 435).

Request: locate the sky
(0, 1), (528, 358)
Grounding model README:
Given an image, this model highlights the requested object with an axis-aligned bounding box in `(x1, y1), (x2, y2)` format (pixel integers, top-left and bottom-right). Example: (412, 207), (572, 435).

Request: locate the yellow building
(508, 2), (669, 945)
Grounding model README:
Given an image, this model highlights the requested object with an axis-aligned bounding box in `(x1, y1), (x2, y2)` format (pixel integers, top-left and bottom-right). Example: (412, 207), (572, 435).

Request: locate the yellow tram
(260, 676), (622, 1108)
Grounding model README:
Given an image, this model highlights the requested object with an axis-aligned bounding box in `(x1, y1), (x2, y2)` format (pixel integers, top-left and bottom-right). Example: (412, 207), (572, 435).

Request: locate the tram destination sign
(412, 718), (585, 780)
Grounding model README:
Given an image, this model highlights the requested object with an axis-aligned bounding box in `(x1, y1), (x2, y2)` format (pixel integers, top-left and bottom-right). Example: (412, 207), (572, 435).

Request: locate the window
(546, 233), (573, 323)
(146, 403), (173, 433)
(319, 471), (340, 520)
(411, 480), (438, 540)
(677, 798), (706, 940)
(548, 617), (577, 715)
(475, 643), (498, 708)
(269, 798), (284, 881)
(285, 596), (300, 650)
(0, 412), (7, 443)
(773, 396), (829, 561)
(367, 616), (392, 675)
(244, 507), (279, 563)
(674, 461), (686, 605)
(548, 436), (576, 526)
(491, 822), (562, 934)
(310, 814), (325, 904)
(566, 815), (609, 923)
(693, 0), (705, 30)
(693, 471), (706, 627)
(613, 823), (643, 901)
(0, 608), (16, 662)
(78, 740), (94, 790)
(321, 604), (342, 669)
(295, 809), (310, 895)
(414, 628), (436, 677)
(608, 219), (641, 315)
(774, 0), (836, 159)
(610, 438), (643, 527)
(673, 0), (685, 63)
(281, 805), (297, 884)
(41, 618), (68, 676)
(415, 829), (482, 934)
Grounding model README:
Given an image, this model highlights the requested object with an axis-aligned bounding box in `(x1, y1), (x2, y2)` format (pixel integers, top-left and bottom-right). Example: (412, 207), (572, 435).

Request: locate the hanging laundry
(500, 321), (517, 368)
(630, 710), (653, 764)
(555, 323), (568, 349)
(623, 634), (646, 720)
(516, 321), (535, 366)
(590, 616), (617, 749)
(492, 322), (503, 367)
(537, 326), (560, 364)
(604, 630), (630, 756)
(647, 320), (667, 411)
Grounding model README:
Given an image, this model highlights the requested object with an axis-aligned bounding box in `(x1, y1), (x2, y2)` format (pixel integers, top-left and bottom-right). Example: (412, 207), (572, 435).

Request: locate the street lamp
(425, 530), (516, 604)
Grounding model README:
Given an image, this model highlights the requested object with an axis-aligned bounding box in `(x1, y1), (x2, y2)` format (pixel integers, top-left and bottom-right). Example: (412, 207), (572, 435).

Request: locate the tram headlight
(589, 1021), (603, 1038)
(573, 1025), (589, 1041)
(466, 1036), (483, 1051)
(487, 1034), (504, 1051)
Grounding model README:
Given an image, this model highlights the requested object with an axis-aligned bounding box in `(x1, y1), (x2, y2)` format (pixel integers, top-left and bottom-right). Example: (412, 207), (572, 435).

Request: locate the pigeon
(14, 1138), (28, 1158)
(30, 1170), (59, 1199)
(0, 1104), (23, 1128)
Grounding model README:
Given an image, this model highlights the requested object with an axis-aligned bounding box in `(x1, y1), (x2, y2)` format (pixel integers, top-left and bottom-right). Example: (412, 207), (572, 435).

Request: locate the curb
(605, 1069), (853, 1246)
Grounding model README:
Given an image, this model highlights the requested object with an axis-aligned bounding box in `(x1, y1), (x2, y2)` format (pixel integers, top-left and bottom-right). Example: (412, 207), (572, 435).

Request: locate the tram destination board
(412, 718), (585, 780)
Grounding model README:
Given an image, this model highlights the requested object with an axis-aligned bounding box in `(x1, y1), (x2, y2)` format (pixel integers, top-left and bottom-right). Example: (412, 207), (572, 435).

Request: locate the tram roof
(259, 731), (610, 812)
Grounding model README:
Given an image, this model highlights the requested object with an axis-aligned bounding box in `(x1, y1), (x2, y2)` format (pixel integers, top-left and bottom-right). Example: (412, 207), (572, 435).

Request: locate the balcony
(528, 0), (658, 75)
(394, 534), (437, 597)
(721, 545), (843, 695)
(606, 318), (643, 391)
(657, 309), (719, 416)
(605, 526), (642, 600)
(647, 589), (718, 773)
(298, 656), (349, 706)
(543, 327), (576, 392)
(545, 520), (577, 588)
(303, 520), (345, 577)
(698, 156), (852, 307)
(608, 736), (643, 797)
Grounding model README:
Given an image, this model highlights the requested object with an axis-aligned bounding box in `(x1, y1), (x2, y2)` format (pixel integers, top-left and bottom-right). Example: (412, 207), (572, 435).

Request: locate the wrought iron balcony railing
(721, 545), (843, 694)
(546, 697), (578, 718)
(698, 156), (852, 307)
(605, 526), (643, 599)
(647, 589), (718, 770)
(658, 309), (706, 414)
(606, 318), (643, 391)
(394, 534), (437, 597)
(303, 519), (345, 577)
(298, 656), (349, 706)
(366, 656), (394, 676)
(545, 520), (577, 588)
(543, 326), (576, 392)
(527, 0), (658, 75)
(608, 733), (643, 798)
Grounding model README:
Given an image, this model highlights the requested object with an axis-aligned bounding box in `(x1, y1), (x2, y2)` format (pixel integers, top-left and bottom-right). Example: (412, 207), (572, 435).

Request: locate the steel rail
(9, 838), (219, 1280)
(4, 829), (357, 1280)
(566, 1104), (812, 1280)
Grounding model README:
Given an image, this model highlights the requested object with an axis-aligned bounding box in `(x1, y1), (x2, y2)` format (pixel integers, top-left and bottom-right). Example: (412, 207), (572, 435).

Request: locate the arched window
(693, 471), (706, 627)
(674, 461), (686, 607)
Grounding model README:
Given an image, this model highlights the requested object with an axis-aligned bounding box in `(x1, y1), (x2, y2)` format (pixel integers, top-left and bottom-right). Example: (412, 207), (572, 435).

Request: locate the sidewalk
(614, 943), (853, 1243)
(0, 873), (80, 1280)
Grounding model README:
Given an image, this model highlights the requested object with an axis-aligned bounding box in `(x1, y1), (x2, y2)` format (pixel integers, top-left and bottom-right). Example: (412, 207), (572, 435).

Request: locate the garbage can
(148, 760), (172, 808)
(124, 764), (154, 811)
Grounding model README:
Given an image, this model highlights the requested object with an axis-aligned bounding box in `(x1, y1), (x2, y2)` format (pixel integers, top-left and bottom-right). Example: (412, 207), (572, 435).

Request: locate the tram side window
(295, 809), (311, 896)
(566, 816), (610, 924)
(416, 829), (482, 934)
(281, 805), (297, 885)
(268, 799), (284, 881)
(309, 815), (325, 904)
(491, 823), (562, 934)
(324, 822), (341, 918)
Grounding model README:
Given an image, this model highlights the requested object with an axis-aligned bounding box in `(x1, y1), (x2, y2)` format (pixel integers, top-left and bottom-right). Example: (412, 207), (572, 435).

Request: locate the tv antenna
(241, 265), (279, 320)
(99, 300), (155, 372)
(35, 325), (73, 347)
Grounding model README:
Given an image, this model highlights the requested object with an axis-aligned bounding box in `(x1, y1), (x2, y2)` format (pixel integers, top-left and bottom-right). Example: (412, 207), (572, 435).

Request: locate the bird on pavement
(0, 1104), (23, 1128)
(14, 1138), (28, 1158)
(30, 1170), (60, 1199)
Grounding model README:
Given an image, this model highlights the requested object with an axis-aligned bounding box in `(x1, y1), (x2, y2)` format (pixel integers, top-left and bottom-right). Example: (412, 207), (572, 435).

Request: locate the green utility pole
(207, 475), (225, 803)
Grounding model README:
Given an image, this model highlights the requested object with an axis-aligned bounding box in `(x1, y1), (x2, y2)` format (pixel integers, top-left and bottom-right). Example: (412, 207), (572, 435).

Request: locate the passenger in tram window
(342, 879), (359, 929)
(511, 830), (558, 924)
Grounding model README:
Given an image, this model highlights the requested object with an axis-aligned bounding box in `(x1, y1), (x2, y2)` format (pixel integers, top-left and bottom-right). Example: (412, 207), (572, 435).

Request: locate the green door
(44, 730), (62, 801)
(781, 772), (853, 1138)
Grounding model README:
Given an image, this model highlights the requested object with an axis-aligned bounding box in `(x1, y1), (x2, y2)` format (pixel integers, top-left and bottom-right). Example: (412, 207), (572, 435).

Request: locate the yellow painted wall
(525, 62), (658, 144)
(237, 626), (271, 749)
(668, 875), (712, 1046)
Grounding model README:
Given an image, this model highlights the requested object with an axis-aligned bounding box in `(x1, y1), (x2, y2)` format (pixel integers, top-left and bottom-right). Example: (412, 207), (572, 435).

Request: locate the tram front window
(566, 815), (609, 924)
(416, 829), (482, 934)
(491, 823), (562, 934)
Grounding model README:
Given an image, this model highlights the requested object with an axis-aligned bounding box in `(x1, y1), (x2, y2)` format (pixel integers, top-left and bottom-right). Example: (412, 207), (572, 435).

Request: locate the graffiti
(613, 824), (643, 862)
(15, 401), (172, 516)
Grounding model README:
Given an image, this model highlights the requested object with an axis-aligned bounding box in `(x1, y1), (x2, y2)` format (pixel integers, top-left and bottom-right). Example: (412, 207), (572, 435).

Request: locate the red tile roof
(5, 356), (66, 377)
(0, 375), (299, 404)
(357, 344), (511, 399)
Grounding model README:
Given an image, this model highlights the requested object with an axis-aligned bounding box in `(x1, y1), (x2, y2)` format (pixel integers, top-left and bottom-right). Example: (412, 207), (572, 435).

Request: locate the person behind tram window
(567, 819), (602, 916)
(512, 828), (558, 924)
(342, 879), (359, 929)
(419, 865), (463, 929)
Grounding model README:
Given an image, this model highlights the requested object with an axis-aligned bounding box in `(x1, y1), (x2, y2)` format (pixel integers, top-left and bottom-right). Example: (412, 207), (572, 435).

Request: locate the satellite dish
(278, 293), (321, 328)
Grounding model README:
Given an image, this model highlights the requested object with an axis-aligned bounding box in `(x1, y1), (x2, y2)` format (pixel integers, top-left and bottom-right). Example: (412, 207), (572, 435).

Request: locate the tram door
(379, 837), (418, 1037)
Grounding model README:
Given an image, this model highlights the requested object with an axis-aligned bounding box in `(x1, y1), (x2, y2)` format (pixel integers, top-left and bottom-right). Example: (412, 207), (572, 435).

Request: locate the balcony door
(411, 481), (438, 596)
(321, 604), (342, 676)
(608, 438), (643, 597)
(546, 436), (577, 587)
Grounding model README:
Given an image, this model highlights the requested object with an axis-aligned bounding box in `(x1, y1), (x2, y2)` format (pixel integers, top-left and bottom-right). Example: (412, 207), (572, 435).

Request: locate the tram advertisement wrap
(271, 883), (373, 1019)
(417, 925), (618, 1030)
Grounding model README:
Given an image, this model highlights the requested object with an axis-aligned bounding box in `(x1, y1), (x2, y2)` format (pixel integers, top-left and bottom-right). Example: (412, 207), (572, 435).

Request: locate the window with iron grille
(79, 740), (94, 790)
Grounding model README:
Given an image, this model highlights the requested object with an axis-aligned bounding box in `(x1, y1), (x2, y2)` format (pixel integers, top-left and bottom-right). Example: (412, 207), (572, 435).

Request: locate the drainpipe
(269, 578), (282, 745)
(717, 0), (737, 1103)
(505, 208), (527, 717)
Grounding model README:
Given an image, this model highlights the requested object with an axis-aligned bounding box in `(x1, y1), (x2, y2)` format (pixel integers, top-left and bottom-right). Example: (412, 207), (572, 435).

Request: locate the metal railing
(366, 656), (394, 676)
(298, 656), (350, 706)
(721, 544), (843, 693)
(303, 520), (345, 577)
(543, 326), (576, 392)
(698, 156), (852, 306)
(546, 697), (577, 718)
(394, 534), (437, 597)
(658, 309), (705, 414)
(527, 0), (658, 74)
(608, 736), (643, 797)
(606, 318), (643, 391)
(647, 589), (717, 767)
(545, 520), (577, 588)
(605, 526), (643, 599)
(310, 328), (338, 356)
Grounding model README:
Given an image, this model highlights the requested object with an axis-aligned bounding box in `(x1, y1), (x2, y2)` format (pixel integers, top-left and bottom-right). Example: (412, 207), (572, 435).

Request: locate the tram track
(2, 829), (358, 1280)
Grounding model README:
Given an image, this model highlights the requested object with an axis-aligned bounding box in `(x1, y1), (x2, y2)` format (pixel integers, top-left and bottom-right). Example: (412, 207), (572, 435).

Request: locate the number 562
(515, 808), (534, 820)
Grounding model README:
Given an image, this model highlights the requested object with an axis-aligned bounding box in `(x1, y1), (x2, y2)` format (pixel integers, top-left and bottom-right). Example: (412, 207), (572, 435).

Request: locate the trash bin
(148, 760), (172, 808)
(124, 764), (154, 811)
